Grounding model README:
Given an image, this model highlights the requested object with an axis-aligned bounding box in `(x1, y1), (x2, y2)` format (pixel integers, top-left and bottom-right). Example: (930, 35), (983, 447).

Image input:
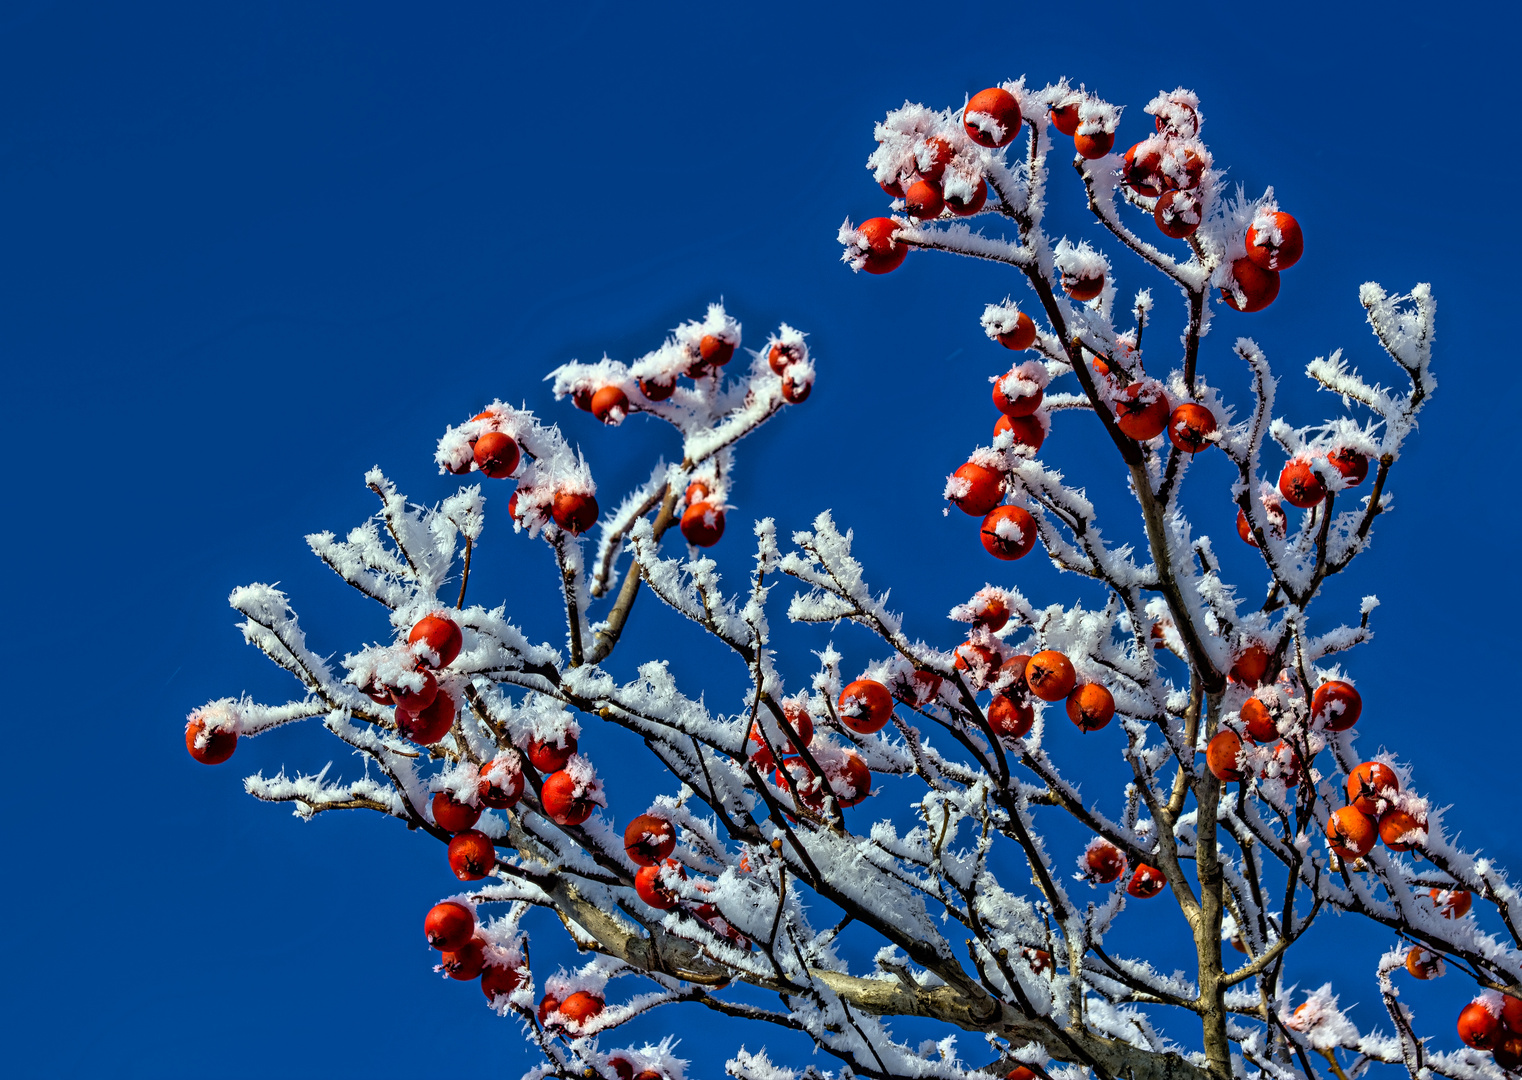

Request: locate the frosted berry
(551, 491), (599, 534)
(1458, 1000), (1503, 1050)
(1278, 459), (1326, 508)
(993, 370), (1044, 418)
(425, 902), (474, 951)
(477, 758), (524, 809)
(432, 790), (482, 834)
(1073, 129), (1115, 159)
(623, 814), (676, 867)
(1311, 681), (1362, 731)
(389, 669), (439, 714)
(1325, 806), (1377, 860)
(447, 830), (496, 880)
(1128, 863), (1167, 898)
(769, 342), (803, 374)
(607, 1059), (637, 1080)
(903, 178), (944, 220)
(830, 752), (873, 807)
(680, 502), (725, 547)
(838, 679), (894, 734)
(1245, 212), (1303, 271)
(1236, 502), (1287, 547)
(955, 640), (1000, 686)
(1050, 100), (1081, 136)
(780, 367), (813, 403)
(964, 87), (1021, 148)
(988, 693), (1034, 738)
(994, 413), (1046, 452)
(541, 770), (597, 827)
(994, 312), (1037, 351)
(1206, 729), (1244, 781)
(971, 592), (1010, 631)
(1405, 946), (1442, 979)
(1167, 403), (1216, 453)
(1063, 271), (1105, 302)
(409, 615), (463, 669)
(558, 991), (604, 1026)
(1159, 146), (1205, 191)
(1123, 141), (1164, 196)
(1346, 762), (1398, 816)
(1328, 447), (1369, 485)
(1114, 381), (1170, 441)
(1240, 698), (1278, 743)
(591, 386), (629, 424)
(996, 654), (1032, 697)
(185, 718), (237, 765)
(1263, 742), (1301, 787)
(537, 992), (560, 1023)
(481, 962), (522, 1001)
(571, 387), (594, 412)
(1431, 888), (1473, 919)
(918, 135), (953, 182)
(397, 688), (455, 745)
(1066, 683), (1115, 732)
(1230, 645), (1272, 687)
(473, 432), (520, 479)
(946, 179), (988, 216)
(638, 376), (675, 402)
(1154, 189), (1201, 239)
(856, 217), (907, 274)
(699, 334), (735, 368)
(635, 860), (682, 909)
(1379, 808), (1425, 852)
(527, 734), (577, 773)
(981, 505), (1037, 560)
(1221, 257), (1280, 312)
(1085, 840), (1126, 884)
(950, 462), (1005, 516)
(442, 937), (486, 980)
(892, 669), (943, 707)
(1026, 651), (1076, 702)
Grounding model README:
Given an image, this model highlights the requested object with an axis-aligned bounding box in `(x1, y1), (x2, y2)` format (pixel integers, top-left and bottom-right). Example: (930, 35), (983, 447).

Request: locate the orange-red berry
(1245, 212), (1303, 271)
(856, 218), (907, 274)
(1127, 863), (1166, 898)
(1206, 729), (1245, 781)
(981, 505), (1038, 560)
(623, 814), (677, 867)
(838, 679), (894, 734)
(1312, 681), (1362, 731)
(1279, 459), (1326, 508)
(964, 87), (1021, 148)
(1346, 762), (1399, 816)
(1066, 683), (1115, 732)
(1221, 257), (1280, 312)
(432, 790), (482, 834)
(1026, 651), (1076, 702)
(1325, 806), (1377, 860)
(473, 432), (520, 479)
(185, 718), (237, 765)
(425, 901), (474, 951)
(447, 830), (497, 880)
(1167, 403), (1216, 453)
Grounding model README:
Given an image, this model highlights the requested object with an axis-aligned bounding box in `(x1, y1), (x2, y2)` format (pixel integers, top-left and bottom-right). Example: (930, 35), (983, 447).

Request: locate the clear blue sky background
(2, 2), (1516, 1076)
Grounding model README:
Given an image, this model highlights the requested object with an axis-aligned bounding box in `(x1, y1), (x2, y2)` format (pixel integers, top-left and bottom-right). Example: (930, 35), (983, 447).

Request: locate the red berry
(1113, 381), (1170, 441)
(1326, 806), (1377, 860)
(1026, 651), (1076, 702)
(1240, 698), (1278, 743)
(981, 505), (1037, 560)
(608, 1060), (637, 1080)
(903, 178), (944, 220)
(623, 814), (677, 867)
(892, 669), (943, 707)
(1236, 503), (1286, 547)
(700, 334), (735, 368)
(856, 217), (907, 274)
(996, 654), (1032, 696)
(1328, 447), (1369, 485)
(838, 679), (894, 734)
(1066, 683), (1115, 732)
(541, 770), (596, 826)
(988, 693), (1034, 738)
(1154, 189), (1201, 239)
(558, 991), (604, 1026)
(971, 592), (1010, 631)
(1278, 459), (1326, 508)
(433, 790), (482, 834)
(638, 376), (675, 402)
(1431, 888), (1473, 919)
(1009, 1067), (1038, 1080)
(880, 175), (905, 198)
(477, 758), (524, 809)
(829, 752), (873, 807)
(994, 312), (1037, 350)
(424, 902), (474, 951)
(1167, 403), (1217, 453)
(1074, 130), (1115, 159)
(1063, 271), (1104, 302)
(537, 992), (560, 1023)
(955, 641), (1001, 687)
(1050, 101), (1081, 136)
(527, 734), (577, 773)
(1459, 1000), (1503, 1050)
(481, 962), (522, 1001)
(1221, 257), (1280, 312)
(442, 937), (486, 980)
(946, 179), (988, 216)
(389, 669), (439, 714)
(409, 615), (463, 669)
(473, 432), (520, 479)
(768, 343), (802, 375)
(447, 830), (496, 880)
(1127, 863), (1167, 898)
(1405, 947), (1442, 979)
(993, 369), (1044, 418)
(591, 386), (630, 424)
(551, 491), (599, 534)
(635, 860), (682, 909)
(949, 462), (1005, 516)
(1261, 742), (1301, 787)
(1123, 142), (1164, 196)
(1206, 729), (1244, 781)
(680, 502), (725, 547)
(1230, 645), (1272, 687)
(918, 136), (953, 183)
(780, 367), (813, 403)
(1246, 212), (1303, 271)
(1311, 681), (1362, 731)
(1346, 762), (1399, 816)
(994, 413), (1046, 452)
(571, 387), (594, 412)
(1379, 808), (1425, 852)
(964, 87), (1021, 148)
(397, 689), (455, 745)
(1085, 840), (1126, 884)
(1159, 146), (1205, 191)
(185, 718), (237, 765)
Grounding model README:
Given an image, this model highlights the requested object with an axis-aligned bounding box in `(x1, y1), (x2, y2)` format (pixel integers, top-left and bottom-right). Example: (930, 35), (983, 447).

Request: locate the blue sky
(3, 2), (1517, 1076)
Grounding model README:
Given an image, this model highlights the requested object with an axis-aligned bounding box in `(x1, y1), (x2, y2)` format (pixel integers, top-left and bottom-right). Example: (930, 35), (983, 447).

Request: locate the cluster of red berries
(575, 331), (741, 422)
(1202, 679), (1362, 791)
(1082, 838), (1167, 900)
(1459, 989), (1522, 1066)
(1273, 443), (1369, 514)
(953, 621), (1115, 737)
(623, 813), (748, 946)
(745, 696), (874, 814)
(946, 460), (1036, 562)
(678, 479), (726, 549)
(1324, 759), (1427, 861)
(451, 412), (601, 536)
(1109, 378), (1219, 454)
(423, 901), (523, 1003)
